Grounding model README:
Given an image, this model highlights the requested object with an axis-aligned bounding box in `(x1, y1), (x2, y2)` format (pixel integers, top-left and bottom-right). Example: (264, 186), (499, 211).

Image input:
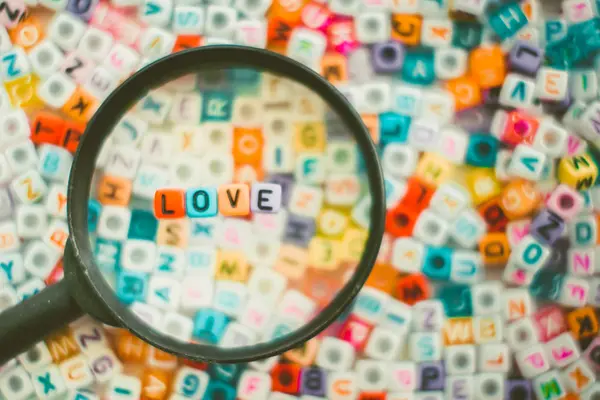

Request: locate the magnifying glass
(0, 46), (385, 365)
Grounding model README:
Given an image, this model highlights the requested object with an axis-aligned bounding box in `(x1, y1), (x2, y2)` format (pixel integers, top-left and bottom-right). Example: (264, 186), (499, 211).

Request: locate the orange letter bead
(30, 112), (66, 146)
(233, 128), (264, 166)
(391, 14), (422, 46)
(445, 76), (481, 112)
(469, 45), (506, 89)
(567, 307), (599, 341)
(97, 175), (132, 206)
(154, 189), (186, 219)
(500, 180), (541, 220)
(141, 369), (171, 400)
(116, 332), (148, 364)
(45, 328), (81, 363)
(218, 183), (250, 216)
(9, 16), (44, 50)
(321, 53), (347, 84)
(394, 273), (430, 305)
(478, 232), (511, 265)
(62, 87), (98, 122)
(214, 250), (249, 282)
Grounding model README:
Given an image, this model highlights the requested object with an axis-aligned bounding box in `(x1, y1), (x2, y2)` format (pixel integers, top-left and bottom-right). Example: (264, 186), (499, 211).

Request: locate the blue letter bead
(94, 238), (122, 272)
(452, 21), (483, 50)
(116, 270), (149, 305)
(128, 209), (158, 241)
(422, 247), (453, 282)
(379, 112), (411, 145)
(209, 364), (245, 384)
(529, 269), (564, 301)
(202, 381), (236, 400)
(437, 284), (473, 317)
(186, 187), (218, 218)
(465, 134), (499, 167)
(488, 3), (529, 40)
(201, 91), (233, 122)
(401, 49), (435, 86)
(88, 200), (102, 234)
(193, 309), (229, 344)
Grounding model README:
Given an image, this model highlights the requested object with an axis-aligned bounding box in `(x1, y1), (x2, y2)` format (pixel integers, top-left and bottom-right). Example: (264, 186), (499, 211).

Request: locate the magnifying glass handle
(0, 280), (83, 365)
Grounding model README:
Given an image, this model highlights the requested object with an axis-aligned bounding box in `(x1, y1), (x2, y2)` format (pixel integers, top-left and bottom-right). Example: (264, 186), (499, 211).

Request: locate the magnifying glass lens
(88, 66), (373, 350)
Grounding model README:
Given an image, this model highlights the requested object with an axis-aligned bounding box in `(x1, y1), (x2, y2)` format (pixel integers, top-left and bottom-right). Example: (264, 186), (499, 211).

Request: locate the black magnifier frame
(0, 46), (385, 365)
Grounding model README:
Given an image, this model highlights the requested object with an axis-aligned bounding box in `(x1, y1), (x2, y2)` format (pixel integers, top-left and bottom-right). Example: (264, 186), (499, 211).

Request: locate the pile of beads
(154, 183), (283, 218)
(3, 0), (600, 398)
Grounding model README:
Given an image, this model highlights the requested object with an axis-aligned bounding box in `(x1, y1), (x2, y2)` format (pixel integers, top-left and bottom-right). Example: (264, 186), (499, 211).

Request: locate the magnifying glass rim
(67, 45), (385, 363)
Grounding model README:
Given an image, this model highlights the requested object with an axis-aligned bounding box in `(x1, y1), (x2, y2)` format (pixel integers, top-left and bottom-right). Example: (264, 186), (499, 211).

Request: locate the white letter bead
(315, 337), (355, 371)
(429, 182), (471, 220)
(471, 281), (502, 315)
(59, 355), (95, 389)
(28, 40), (65, 78)
(536, 67), (569, 101)
(250, 183), (282, 213)
(173, 367), (209, 398)
(381, 144), (418, 178)
(450, 208), (487, 249)
(562, 359), (595, 393)
(558, 275), (590, 307)
(478, 343), (511, 373)
(37, 144), (73, 182)
(77, 27), (114, 62)
(515, 344), (550, 379)
(499, 73), (536, 109)
(107, 374), (141, 400)
(507, 144), (547, 181)
(533, 370), (567, 400)
(533, 118), (569, 157)
(544, 332), (580, 368)
(5, 141), (38, 174)
(47, 12), (87, 51)
(121, 239), (157, 273)
(434, 48), (468, 80)
(159, 312), (193, 341)
(205, 5), (237, 39)
(237, 371), (272, 400)
(408, 332), (443, 362)
(445, 345), (476, 375)
(0, 220), (19, 253)
(16, 205), (48, 239)
(391, 238), (425, 273)
(31, 364), (68, 399)
(412, 209), (450, 246)
(0, 109), (31, 145)
(37, 72), (78, 109)
(0, 286), (19, 312)
(364, 326), (403, 361)
(147, 275), (181, 311)
(97, 206), (131, 241)
(0, 252), (25, 285)
(474, 373), (505, 400)
(139, 0), (173, 27)
(286, 28), (327, 70)
(17, 342), (53, 372)
(24, 241), (61, 279)
(505, 317), (539, 351)
(103, 44), (141, 80)
(0, 366), (35, 400)
(356, 360), (388, 391)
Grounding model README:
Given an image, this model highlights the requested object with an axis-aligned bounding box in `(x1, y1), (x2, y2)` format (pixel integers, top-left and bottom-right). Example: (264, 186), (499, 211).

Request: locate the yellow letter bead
(308, 237), (341, 271)
(4, 74), (43, 109)
(294, 122), (326, 153)
(414, 152), (455, 187)
(341, 228), (367, 264)
(558, 153), (599, 190)
(465, 167), (503, 206)
(317, 208), (349, 239)
(156, 219), (189, 248)
(214, 250), (249, 282)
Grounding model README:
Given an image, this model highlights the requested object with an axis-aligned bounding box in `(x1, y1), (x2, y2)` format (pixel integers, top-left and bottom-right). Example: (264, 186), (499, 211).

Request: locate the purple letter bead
(506, 380), (532, 400)
(418, 362), (445, 391)
(267, 174), (293, 207)
(284, 214), (316, 248)
(67, 0), (99, 21)
(508, 40), (543, 76)
(372, 41), (405, 73)
(300, 367), (326, 396)
(529, 209), (565, 246)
